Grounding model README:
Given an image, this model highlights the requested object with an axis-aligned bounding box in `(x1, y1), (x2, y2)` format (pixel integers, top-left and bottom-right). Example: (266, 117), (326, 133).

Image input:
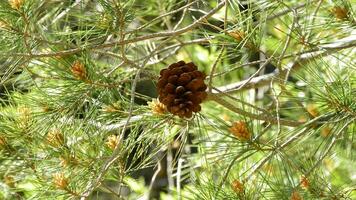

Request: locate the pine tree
(0, 0), (355, 199)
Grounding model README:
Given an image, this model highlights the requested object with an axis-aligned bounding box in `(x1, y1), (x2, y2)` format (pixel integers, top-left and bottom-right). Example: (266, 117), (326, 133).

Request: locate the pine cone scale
(177, 73), (191, 85)
(175, 86), (185, 95)
(164, 83), (176, 94)
(168, 75), (178, 84)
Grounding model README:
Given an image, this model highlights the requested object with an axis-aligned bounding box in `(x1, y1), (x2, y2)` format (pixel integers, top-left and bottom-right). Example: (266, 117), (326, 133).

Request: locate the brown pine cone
(157, 61), (207, 118)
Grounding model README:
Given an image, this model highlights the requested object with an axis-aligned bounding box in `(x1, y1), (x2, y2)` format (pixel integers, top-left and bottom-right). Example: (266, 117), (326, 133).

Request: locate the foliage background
(0, 0), (355, 199)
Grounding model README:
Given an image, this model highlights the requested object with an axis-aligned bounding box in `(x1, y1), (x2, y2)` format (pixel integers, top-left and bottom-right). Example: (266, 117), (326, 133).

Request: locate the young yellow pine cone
(0, 135), (7, 149)
(306, 104), (318, 118)
(18, 106), (31, 120)
(46, 129), (65, 148)
(60, 155), (78, 167)
(290, 190), (303, 200)
(71, 60), (87, 80)
(231, 180), (244, 193)
(9, 0), (24, 10)
(300, 175), (309, 189)
(53, 172), (68, 190)
(157, 61), (207, 118)
(229, 121), (251, 141)
(148, 98), (167, 115)
(106, 135), (120, 150)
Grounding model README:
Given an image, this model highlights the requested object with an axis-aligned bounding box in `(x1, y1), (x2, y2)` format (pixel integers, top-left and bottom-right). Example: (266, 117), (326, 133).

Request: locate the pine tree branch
(246, 117), (354, 182)
(299, 118), (353, 182)
(2, 1), (226, 59)
(244, 116), (324, 180)
(214, 35), (356, 94)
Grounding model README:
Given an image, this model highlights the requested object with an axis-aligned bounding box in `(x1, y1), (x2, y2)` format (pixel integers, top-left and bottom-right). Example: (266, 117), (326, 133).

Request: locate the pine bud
(8, 0), (24, 10)
(231, 180), (244, 193)
(71, 60), (87, 80)
(321, 126), (331, 137)
(42, 105), (50, 112)
(17, 107), (32, 129)
(18, 106), (31, 120)
(53, 172), (68, 190)
(106, 135), (120, 150)
(262, 164), (274, 174)
(0, 21), (8, 29)
(102, 102), (122, 113)
(103, 105), (118, 112)
(98, 14), (112, 28)
(0, 135), (7, 149)
(148, 98), (167, 115)
(331, 6), (348, 20)
(59, 157), (68, 167)
(298, 116), (307, 123)
(300, 175), (309, 189)
(306, 104), (318, 118)
(157, 61), (207, 118)
(60, 155), (78, 167)
(46, 129), (65, 148)
(4, 175), (15, 188)
(290, 191), (303, 200)
(228, 30), (245, 42)
(222, 114), (231, 122)
(229, 121), (251, 141)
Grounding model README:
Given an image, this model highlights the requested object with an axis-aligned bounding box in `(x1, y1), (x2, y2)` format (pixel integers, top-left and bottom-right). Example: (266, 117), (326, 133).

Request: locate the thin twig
(208, 59), (267, 78)
(234, 56), (274, 91)
(208, 47), (225, 93)
(257, 1), (317, 26)
(224, 0), (228, 30)
(128, 0), (199, 33)
(276, 1), (297, 70)
(173, 0), (194, 30)
(271, 80), (281, 146)
(207, 92), (302, 127)
(212, 86), (269, 114)
(52, 0), (83, 24)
